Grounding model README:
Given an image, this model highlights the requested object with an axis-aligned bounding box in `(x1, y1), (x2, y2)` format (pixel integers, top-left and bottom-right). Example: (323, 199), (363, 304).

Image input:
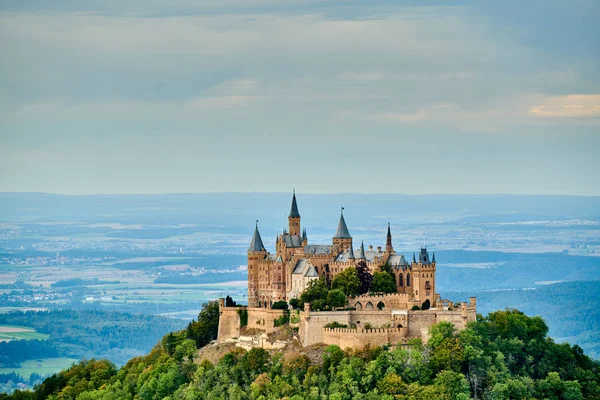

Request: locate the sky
(1, 0), (599, 195)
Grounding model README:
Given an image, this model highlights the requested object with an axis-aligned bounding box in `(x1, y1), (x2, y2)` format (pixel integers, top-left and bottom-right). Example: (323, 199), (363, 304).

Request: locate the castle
(218, 192), (477, 349)
(248, 191), (436, 309)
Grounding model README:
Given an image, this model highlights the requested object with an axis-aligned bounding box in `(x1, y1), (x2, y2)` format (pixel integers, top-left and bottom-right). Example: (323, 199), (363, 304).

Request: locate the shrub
(411, 305), (420, 311)
(324, 321), (348, 329)
(422, 299), (431, 310)
(272, 300), (288, 310)
(237, 308), (248, 327)
(289, 298), (300, 309)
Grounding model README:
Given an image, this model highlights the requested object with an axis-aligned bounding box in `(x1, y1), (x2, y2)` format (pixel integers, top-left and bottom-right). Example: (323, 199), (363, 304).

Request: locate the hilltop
(2, 301), (599, 400)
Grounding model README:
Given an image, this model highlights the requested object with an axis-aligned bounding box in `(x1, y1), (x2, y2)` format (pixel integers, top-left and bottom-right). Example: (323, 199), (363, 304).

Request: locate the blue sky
(1, 0), (599, 195)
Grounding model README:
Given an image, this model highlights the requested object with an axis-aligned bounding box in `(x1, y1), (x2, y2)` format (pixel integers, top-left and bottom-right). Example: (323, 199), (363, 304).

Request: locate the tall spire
(432, 252), (436, 263)
(385, 222), (393, 252)
(333, 207), (352, 238)
(359, 241), (366, 259)
(289, 189), (300, 218)
(413, 252), (416, 263)
(249, 221), (266, 252)
(302, 228), (307, 242)
(348, 242), (355, 259)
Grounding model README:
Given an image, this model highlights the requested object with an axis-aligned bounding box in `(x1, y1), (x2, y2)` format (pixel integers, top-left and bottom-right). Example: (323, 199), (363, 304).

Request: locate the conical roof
(359, 241), (366, 259)
(334, 208), (352, 238)
(348, 242), (355, 259)
(289, 191), (300, 218)
(249, 223), (266, 252)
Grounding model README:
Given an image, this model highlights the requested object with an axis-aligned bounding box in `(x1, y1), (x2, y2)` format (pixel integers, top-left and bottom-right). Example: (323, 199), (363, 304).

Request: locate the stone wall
(322, 327), (411, 349)
(217, 300), (288, 342)
(299, 300), (477, 348)
(350, 293), (414, 310)
(299, 308), (403, 346)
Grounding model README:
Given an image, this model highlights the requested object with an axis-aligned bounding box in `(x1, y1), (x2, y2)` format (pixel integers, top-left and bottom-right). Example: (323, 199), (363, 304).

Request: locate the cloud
(529, 95), (600, 118)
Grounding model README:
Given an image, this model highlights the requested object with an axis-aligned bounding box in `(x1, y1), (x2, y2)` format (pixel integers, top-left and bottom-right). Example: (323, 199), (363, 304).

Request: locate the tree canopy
(4, 306), (599, 400)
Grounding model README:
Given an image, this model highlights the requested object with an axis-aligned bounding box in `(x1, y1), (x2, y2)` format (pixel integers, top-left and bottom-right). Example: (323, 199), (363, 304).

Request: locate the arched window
(406, 273), (411, 286)
(377, 301), (385, 310)
(366, 302), (374, 310)
(398, 274), (403, 286)
(355, 302), (363, 310)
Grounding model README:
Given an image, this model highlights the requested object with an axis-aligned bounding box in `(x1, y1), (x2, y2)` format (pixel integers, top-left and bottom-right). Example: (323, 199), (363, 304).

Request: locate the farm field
(0, 358), (77, 379)
(0, 325), (48, 341)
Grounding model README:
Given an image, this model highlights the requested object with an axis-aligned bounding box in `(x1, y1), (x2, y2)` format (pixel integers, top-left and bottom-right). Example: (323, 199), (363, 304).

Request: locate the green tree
(327, 289), (347, 309)
(371, 271), (396, 294)
(300, 279), (329, 306)
(186, 300), (220, 348)
(271, 300), (288, 310)
(433, 370), (470, 400)
(331, 268), (360, 297)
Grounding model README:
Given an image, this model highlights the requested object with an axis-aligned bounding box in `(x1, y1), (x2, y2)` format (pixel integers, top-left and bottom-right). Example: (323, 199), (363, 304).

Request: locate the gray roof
(292, 258), (310, 274)
(348, 242), (355, 259)
(358, 241), (366, 259)
(289, 192), (300, 218)
(305, 265), (318, 278)
(419, 247), (431, 265)
(248, 225), (266, 252)
(304, 244), (332, 255)
(388, 254), (408, 266)
(334, 210), (352, 238)
(282, 234), (303, 248)
(276, 255), (283, 262)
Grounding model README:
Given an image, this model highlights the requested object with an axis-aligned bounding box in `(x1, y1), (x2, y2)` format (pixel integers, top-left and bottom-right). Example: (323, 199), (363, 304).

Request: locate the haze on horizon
(1, 0), (599, 196)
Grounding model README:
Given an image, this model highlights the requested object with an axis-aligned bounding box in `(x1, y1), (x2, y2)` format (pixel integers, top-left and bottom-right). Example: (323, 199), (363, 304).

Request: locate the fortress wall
(246, 307), (287, 334)
(218, 305), (242, 340)
(299, 309), (398, 346)
(406, 307), (476, 337)
(322, 327), (411, 349)
(348, 293), (413, 311)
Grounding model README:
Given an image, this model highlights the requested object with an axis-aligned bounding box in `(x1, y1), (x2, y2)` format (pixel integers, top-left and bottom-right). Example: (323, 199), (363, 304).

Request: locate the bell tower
(288, 190), (301, 236)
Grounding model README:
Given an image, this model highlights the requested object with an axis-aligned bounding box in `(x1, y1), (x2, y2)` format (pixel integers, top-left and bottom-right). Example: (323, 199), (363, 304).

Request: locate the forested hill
(3, 302), (600, 400)
(0, 310), (188, 367)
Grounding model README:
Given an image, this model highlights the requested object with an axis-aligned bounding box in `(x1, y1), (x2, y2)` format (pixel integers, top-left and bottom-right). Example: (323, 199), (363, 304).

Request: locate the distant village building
(218, 192), (477, 349)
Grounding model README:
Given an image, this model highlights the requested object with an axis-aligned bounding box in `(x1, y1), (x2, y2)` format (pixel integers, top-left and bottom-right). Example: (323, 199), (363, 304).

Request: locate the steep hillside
(2, 302), (599, 400)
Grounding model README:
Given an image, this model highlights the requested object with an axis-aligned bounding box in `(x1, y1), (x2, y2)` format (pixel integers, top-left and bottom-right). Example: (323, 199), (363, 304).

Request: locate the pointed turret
(302, 228), (308, 246)
(413, 252), (416, 263)
(432, 252), (436, 263)
(289, 190), (300, 218)
(332, 207), (353, 252)
(288, 190), (301, 236)
(385, 222), (393, 253)
(348, 242), (355, 259)
(333, 208), (351, 238)
(248, 222), (266, 252)
(359, 241), (366, 259)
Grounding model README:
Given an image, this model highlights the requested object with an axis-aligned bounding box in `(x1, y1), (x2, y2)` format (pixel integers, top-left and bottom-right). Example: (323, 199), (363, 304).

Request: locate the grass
(0, 325), (49, 341)
(0, 358), (78, 379)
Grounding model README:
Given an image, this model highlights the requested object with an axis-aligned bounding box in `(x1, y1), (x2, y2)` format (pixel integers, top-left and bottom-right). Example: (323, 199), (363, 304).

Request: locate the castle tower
(302, 228), (308, 247)
(332, 207), (353, 252)
(288, 190), (301, 236)
(358, 241), (366, 260)
(247, 222), (267, 308)
(385, 222), (394, 253)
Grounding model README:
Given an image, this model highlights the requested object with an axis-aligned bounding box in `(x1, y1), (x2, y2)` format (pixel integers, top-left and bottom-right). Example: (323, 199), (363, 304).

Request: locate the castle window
(406, 273), (410, 286)
(398, 274), (403, 286)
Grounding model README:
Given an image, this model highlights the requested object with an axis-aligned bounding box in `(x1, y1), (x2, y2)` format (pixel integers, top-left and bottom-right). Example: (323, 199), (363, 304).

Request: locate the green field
(0, 325), (49, 341)
(0, 358), (77, 379)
